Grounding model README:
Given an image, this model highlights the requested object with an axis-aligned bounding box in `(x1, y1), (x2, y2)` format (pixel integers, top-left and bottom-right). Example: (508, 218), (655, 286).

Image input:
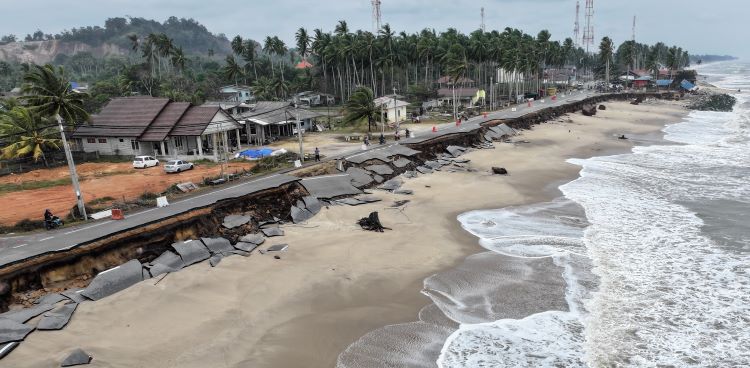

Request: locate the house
(437, 87), (480, 108)
(633, 76), (653, 88)
(656, 80), (673, 89)
(293, 91), (336, 107)
(219, 85), (254, 104)
(203, 101), (253, 117)
(436, 76), (475, 89)
(72, 97), (242, 161)
(374, 96), (409, 124)
(236, 101), (322, 145)
(295, 59), (313, 69)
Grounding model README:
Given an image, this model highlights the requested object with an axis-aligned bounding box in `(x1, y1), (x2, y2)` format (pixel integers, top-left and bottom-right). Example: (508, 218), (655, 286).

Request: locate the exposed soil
(0, 161), (255, 225)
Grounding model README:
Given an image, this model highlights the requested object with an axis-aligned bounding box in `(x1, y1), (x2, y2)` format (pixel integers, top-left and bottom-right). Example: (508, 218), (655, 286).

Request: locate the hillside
(0, 16), (231, 63)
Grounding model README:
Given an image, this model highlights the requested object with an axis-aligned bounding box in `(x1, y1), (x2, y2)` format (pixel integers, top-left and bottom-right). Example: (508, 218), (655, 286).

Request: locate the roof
(680, 79), (697, 91)
(238, 101), (323, 125)
(139, 102), (190, 142)
(437, 76), (474, 84)
(74, 97), (170, 137)
(634, 76), (653, 81)
(656, 80), (673, 87)
(373, 96), (410, 109)
(295, 59), (313, 69)
(170, 106), (224, 136)
(438, 87), (479, 98)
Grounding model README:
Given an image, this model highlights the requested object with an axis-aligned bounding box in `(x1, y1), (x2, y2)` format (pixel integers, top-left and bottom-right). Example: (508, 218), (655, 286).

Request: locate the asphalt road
(0, 90), (595, 268)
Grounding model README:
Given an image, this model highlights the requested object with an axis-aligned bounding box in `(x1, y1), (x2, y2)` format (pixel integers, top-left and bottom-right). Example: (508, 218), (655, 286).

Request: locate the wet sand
(4, 100), (688, 367)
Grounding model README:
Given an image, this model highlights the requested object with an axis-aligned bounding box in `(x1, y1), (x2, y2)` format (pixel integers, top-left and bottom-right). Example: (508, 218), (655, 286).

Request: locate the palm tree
(223, 55), (244, 86)
(343, 86), (379, 132)
(0, 106), (61, 166)
(599, 37), (614, 87)
(295, 28), (310, 62)
(263, 36), (276, 78)
(251, 77), (274, 100)
(231, 35), (245, 56)
(242, 39), (258, 80)
(20, 64), (89, 218)
(171, 46), (186, 74)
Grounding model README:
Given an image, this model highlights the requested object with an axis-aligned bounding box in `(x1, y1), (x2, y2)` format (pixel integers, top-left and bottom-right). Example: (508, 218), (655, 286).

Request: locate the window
(119, 138), (124, 143)
(131, 140), (139, 151)
(86, 138), (95, 144)
(174, 137), (184, 150)
(98, 138), (107, 143)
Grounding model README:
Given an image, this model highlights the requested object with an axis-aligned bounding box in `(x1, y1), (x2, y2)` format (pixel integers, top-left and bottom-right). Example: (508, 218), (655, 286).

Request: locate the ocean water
(338, 61), (750, 367)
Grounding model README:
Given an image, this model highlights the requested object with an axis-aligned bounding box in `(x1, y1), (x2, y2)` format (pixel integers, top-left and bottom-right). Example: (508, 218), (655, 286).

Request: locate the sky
(0, 0), (747, 59)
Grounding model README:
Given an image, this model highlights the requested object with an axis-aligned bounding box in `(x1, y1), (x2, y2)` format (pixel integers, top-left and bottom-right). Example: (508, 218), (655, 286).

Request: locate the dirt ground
(0, 161), (254, 226)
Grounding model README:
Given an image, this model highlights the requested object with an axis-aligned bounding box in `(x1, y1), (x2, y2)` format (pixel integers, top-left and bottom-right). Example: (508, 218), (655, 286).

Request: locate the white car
(133, 156), (159, 169)
(164, 160), (194, 173)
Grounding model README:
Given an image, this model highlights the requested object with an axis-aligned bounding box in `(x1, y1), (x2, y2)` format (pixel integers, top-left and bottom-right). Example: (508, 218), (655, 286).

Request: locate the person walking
(314, 147), (320, 162)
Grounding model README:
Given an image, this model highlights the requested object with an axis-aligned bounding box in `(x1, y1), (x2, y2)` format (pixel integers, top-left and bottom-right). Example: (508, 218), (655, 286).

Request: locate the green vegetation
(0, 178), (71, 194)
(343, 87), (379, 132)
(88, 196), (115, 205)
(0, 106), (61, 165)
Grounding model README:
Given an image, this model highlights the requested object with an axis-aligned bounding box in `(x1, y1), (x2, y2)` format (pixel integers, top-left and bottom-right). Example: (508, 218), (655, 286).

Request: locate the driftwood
(491, 167), (508, 175)
(357, 211), (391, 232)
(581, 104), (597, 116)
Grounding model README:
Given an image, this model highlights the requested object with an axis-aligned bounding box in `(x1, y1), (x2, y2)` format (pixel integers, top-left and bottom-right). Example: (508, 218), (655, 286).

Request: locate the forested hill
(0, 16), (231, 63)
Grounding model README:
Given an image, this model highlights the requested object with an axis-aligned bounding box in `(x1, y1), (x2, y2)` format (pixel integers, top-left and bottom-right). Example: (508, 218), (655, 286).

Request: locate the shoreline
(3, 100), (689, 367)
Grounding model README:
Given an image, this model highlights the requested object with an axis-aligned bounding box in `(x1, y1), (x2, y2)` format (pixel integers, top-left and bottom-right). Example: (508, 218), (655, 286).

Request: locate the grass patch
(88, 196), (115, 206)
(0, 178), (71, 194)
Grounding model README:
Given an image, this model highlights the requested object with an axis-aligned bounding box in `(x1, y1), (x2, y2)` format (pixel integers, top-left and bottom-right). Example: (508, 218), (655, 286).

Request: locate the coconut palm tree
(343, 86), (379, 132)
(251, 77), (274, 100)
(20, 64), (89, 217)
(223, 55), (244, 86)
(242, 39), (258, 81)
(295, 28), (310, 62)
(231, 35), (245, 57)
(0, 106), (61, 166)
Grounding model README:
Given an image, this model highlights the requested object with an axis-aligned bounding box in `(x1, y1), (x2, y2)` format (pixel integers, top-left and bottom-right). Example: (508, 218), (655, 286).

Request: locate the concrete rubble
(171, 240), (211, 267)
(261, 227), (285, 237)
(365, 164), (394, 176)
(239, 233), (266, 245)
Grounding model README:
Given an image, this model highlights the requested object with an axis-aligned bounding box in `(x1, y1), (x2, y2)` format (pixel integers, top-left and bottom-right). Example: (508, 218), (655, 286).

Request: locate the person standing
(314, 147), (320, 162)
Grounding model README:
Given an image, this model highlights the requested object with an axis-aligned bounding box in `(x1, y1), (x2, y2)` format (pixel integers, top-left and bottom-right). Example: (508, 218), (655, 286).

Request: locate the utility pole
(480, 7), (486, 32)
(372, 0), (382, 33)
(295, 104), (304, 162)
(573, 1), (580, 47)
(57, 115), (87, 220)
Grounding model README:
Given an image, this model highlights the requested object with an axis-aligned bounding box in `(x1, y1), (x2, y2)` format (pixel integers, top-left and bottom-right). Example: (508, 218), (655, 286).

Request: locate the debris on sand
(491, 167), (509, 175)
(357, 212), (391, 232)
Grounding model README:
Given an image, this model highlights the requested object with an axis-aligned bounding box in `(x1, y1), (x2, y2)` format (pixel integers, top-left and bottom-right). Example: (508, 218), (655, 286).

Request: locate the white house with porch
(374, 96), (410, 124)
(73, 97), (243, 162)
(235, 101), (322, 146)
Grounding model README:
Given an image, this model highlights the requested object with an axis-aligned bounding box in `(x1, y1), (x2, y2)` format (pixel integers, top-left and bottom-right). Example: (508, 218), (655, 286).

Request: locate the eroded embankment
(0, 92), (673, 311)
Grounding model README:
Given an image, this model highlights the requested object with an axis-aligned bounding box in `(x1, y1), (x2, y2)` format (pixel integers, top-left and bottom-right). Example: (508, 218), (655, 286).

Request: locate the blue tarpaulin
(656, 80), (673, 87)
(238, 148), (274, 159)
(680, 79), (696, 90)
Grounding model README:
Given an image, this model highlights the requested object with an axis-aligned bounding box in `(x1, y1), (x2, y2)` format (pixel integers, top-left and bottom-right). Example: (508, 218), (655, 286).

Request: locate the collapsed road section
(0, 92), (675, 357)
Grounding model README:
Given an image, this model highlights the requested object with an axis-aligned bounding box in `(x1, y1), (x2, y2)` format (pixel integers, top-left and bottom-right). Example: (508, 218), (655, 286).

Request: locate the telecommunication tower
(582, 0), (594, 52)
(481, 7), (486, 32)
(372, 0), (382, 33)
(573, 1), (580, 47)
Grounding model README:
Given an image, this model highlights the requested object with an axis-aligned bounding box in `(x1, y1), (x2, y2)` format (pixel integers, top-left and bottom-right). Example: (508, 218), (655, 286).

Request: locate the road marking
(12, 243), (28, 248)
(301, 174), (349, 181)
(64, 220), (112, 235)
(39, 236), (54, 242)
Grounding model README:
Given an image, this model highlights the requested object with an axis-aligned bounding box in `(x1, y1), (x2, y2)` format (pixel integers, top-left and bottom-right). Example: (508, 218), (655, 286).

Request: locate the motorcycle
(44, 216), (63, 230)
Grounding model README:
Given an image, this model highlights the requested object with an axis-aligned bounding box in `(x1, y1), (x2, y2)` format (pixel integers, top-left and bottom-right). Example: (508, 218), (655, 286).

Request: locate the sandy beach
(3, 100), (688, 367)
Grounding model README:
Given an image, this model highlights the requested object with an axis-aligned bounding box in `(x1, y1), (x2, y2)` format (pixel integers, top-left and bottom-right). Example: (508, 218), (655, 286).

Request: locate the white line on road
(12, 243), (28, 248)
(39, 236), (54, 242)
(64, 220), (113, 235)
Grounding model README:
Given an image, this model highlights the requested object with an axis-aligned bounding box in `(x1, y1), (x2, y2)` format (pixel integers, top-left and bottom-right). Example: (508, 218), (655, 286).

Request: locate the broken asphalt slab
(266, 244), (289, 252)
(37, 303), (78, 331)
(345, 167), (374, 188)
(301, 175), (363, 199)
(35, 293), (67, 305)
(301, 196), (322, 215)
(234, 242), (261, 253)
(446, 145), (467, 157)
(149, 250), (184, 270)
(239, 233), (265, 245)
(416, 166), (433, 174)
(365, 164), (394, 176)
(392, 157), (412, 168)
(222, 215), (252, 229)
(61, 348), (92, 366)
(171, 240), (211, 267)
(0, 341), (19, 359)
(0, 304), (55, 324)
(80, 260), (144, 301)
(290, 205), (314, 224)
(378, 178), (403, 191)
(261, 227), (285, 237)
(200, 237), (235, 254)
(0, 319), (34, 344)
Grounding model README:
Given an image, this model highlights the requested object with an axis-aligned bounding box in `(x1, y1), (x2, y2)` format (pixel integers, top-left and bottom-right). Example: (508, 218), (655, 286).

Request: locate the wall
(80, 137), (136, 156)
